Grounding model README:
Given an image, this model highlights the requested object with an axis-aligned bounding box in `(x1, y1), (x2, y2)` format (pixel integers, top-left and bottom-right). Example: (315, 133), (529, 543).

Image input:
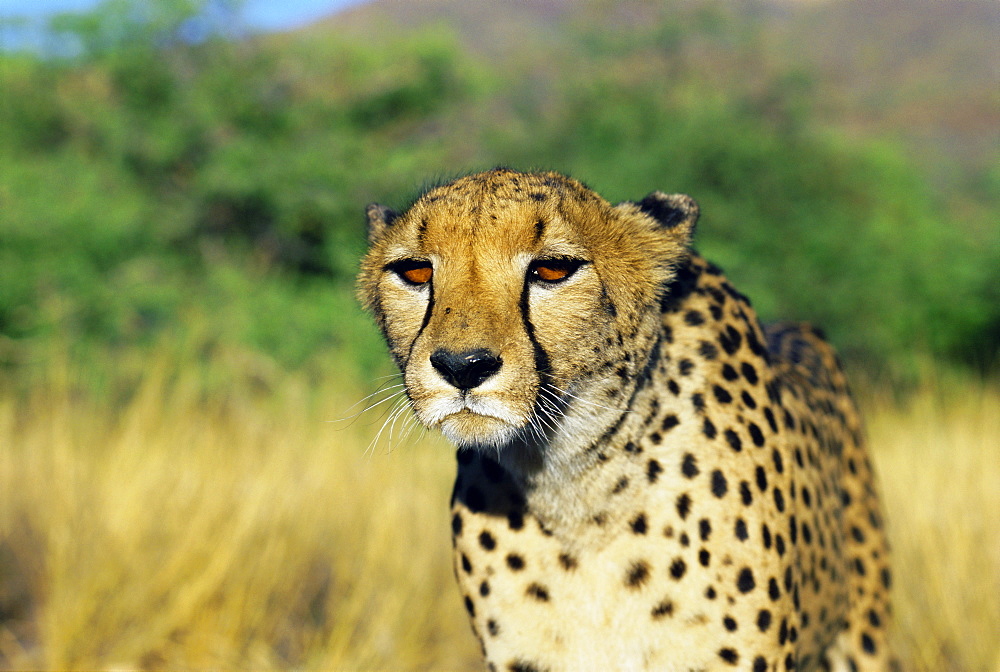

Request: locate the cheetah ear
(365, 203), (399, 244)
(636, 192), (699, 237)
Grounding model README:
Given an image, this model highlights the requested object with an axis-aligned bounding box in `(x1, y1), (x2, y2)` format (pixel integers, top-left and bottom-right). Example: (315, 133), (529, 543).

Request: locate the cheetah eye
(389, 259), (433, 286)
(529, 258), (586, 284)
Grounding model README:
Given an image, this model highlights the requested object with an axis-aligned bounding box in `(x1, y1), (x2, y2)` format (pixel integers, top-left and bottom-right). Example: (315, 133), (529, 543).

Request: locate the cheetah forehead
(403, 170), (611, 248)
(366, 168), (696, 265)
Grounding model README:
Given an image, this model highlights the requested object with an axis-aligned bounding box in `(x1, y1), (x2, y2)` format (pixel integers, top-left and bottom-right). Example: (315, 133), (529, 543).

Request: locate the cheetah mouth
(438, 409), (523, 448)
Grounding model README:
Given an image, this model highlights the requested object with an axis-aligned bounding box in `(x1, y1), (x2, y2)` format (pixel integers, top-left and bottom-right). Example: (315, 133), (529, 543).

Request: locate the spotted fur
(358, 169), (896, 672)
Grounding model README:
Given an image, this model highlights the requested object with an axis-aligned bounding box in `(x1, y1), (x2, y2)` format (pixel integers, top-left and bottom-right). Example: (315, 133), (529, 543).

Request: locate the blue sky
(1, 0), (370, 34)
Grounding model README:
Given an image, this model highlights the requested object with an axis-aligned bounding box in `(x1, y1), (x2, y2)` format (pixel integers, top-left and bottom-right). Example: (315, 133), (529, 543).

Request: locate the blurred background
(0, 0), (997, 670)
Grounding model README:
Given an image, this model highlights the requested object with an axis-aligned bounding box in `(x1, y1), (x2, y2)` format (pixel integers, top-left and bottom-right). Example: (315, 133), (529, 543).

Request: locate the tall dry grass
(0, 360), (479, 670)
(0, 359), (997, 671)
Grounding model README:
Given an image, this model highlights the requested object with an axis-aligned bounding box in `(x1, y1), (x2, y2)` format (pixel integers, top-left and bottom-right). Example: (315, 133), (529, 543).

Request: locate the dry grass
(865, 375), (1000, 672)
(0, 360), (997, 671)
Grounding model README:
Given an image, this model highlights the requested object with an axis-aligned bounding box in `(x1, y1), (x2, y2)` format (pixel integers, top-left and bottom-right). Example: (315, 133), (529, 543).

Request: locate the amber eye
(389, 259), (433, 286)
(529, 258), (585, 284)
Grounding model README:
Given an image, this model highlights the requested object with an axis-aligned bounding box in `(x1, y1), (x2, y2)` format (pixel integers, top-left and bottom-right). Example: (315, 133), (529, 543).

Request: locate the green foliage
(1, 0), (997, 388)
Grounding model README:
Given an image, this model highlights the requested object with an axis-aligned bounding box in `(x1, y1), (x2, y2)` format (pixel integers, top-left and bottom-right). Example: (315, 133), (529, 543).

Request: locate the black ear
(637, 192), (699, 233)
(365, 203), (399, 243)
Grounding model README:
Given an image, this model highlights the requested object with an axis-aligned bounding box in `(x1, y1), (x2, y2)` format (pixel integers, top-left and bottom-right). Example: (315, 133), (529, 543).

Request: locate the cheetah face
(358, 170), (697, 450)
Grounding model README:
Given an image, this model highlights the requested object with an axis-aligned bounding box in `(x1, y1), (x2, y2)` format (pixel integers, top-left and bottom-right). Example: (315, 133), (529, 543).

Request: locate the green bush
(1, 0), (996, 389)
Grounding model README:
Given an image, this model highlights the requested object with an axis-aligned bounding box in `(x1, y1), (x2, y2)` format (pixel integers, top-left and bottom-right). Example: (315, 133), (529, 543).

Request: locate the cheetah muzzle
(358, 168), (896, 672)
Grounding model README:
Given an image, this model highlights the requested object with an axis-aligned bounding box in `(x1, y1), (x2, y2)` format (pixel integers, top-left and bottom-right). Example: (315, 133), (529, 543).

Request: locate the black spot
(676, 493), (692, 519)
(851, 526), (866, 543)
(741, 390), (758, 409)
(719, 648), (739, 665)
(487, 619), (500, 636)
(612, 476), (630, 495)
(768, 577), (780, 601)
(699, 340), (719, 360)
(756, 466), (768, 491)
(868, 609), (881, 628)
(775, 534), (786, 556)
(526, 583), (549, 601)
(692, 393), (705, 413)
(667, 379), (680, 395)
(480, 581), (490, 597)
(757, 608), (772, 632)
(479, 531), (496, 551)
(651, 600), (674, 619)
(631, 513), (648, 535)
(779, 618), (789, 645)
(741, 362), (758, 384)
(464, 595), (475, 616)
(649, 432), (663, 445)
(699, 549), (711, 566)
(506, 554), (525, 571)
(854, 557), (867, 576)
(626, 560), (651, 588)
(737, 567), (755, 593)
(713, 385), (733, 404)
(647, 459), (663, 483)
(762, 523), (772, 549)
(669, 557), (687, 580)
(509, 660), (543, 672)
(765, 379), (781, 404)
(753, 656), (767, 672)
(723, 616), (738, 632)
(861, 633), (876, 654)
(719, 329), (740, 356)
(735, 518), (748, 541)
(706, 586), (717, 599)
(789, 515), (798, 545)
(699, 518), (712, 541)
(681, 453), (700, 478)
(772, 449), (784, 474)
(725, 429), (743, 452)
(529, 192), (547, 201)
(740, 480), (753, 505)
(773, 487), (786, 512)
(507, 510), (524, 530)
(764, 407), (778, 433)
(662, 414), (680, 431)
(748, 422), (765, 447)
(533, 217), (546, 241)
(703, 417), (717, 439)
(461, 553), (472, 574)
(559, 553), (578, 571)
(711, 469), (728, 498)
(679, 359), (694, 376)
(685, 310), (705, 326)
(452, 512), (463, 535)
(722, 363), (739, 381)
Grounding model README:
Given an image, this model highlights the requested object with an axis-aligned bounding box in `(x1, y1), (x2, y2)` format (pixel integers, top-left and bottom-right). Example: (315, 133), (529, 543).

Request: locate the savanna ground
(1, 356), (997, 672)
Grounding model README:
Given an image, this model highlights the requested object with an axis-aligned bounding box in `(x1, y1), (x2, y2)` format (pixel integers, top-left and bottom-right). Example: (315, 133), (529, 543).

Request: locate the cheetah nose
(430, 348), (503, 391)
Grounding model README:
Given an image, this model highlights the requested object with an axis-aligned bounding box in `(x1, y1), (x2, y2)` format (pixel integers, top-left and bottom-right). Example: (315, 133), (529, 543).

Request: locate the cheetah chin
(358, 168), (898, 672)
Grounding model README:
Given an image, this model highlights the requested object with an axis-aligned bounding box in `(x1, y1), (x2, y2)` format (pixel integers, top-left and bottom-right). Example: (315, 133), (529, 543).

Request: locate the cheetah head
(357, 169), (697, 451)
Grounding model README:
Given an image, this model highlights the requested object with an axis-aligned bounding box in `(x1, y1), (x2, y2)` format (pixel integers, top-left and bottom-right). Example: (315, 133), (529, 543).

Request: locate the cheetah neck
(474, 254), (763, 543)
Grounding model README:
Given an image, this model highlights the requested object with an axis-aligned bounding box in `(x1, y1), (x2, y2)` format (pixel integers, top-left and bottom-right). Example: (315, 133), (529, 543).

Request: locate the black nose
(430, 348), (503, 391)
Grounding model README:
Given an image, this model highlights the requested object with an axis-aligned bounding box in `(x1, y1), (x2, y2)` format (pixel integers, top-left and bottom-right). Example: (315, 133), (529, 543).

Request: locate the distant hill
(306, 0), (998, 173)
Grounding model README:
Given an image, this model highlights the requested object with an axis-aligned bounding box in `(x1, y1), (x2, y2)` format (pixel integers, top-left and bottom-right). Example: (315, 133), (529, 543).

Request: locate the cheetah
(358, 169), (896, 671)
